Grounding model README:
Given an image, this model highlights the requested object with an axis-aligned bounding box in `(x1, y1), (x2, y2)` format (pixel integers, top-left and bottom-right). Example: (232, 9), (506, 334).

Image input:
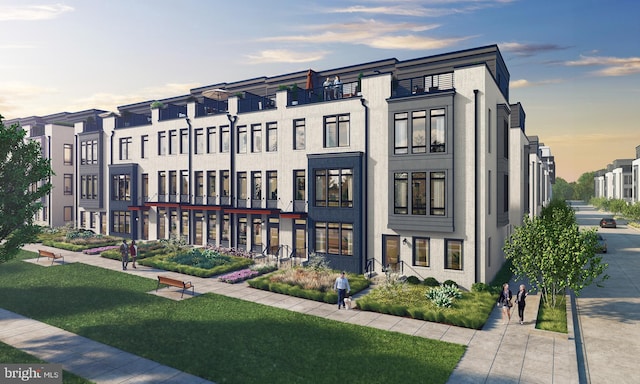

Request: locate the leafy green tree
(552, 177), (574, 201)
(624, 202), (640, 221)
(0, 116), (53, 263)
(573, 171), (595, 202)
(608, 199), (628, 216)
(503, 199), (608, 307)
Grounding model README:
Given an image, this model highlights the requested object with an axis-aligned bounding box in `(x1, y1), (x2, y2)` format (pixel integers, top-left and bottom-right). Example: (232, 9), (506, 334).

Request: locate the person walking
(497, 283), (513, 324)
(129, 239), (138, 269)
(120, 239), (129, 270)
(334, 271), (350, 309)
(516, 284), (528, 325)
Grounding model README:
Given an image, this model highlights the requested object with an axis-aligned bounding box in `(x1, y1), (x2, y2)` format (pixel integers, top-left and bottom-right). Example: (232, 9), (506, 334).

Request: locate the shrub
(426, 288), (453, 308)
(472, 282), (490, 292)
(422, 277), (440, 287)
(442, 279), (458, 288)
(406, 275), (421, 285)
(441, 284), (462, 299)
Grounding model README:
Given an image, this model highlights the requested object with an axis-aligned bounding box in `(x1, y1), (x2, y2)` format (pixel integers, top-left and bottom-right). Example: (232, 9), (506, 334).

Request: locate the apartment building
(7, 45), (554, 288)
(633, 145), (640, 203)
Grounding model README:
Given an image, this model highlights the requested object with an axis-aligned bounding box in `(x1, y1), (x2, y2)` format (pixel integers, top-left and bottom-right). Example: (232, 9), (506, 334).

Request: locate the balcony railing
(393, 72), (454, 98)
(288, 82), (360, 106)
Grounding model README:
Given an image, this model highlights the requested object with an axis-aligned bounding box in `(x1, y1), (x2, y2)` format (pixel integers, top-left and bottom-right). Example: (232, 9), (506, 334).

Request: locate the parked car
(596, 234), (607, 253)
(600, 218), (617, 228)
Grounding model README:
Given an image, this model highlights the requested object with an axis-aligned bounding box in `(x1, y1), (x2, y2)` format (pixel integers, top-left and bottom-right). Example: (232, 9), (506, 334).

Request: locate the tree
(503, 199), (608, 308)
(0, 115), (53, 263)
(573, 171), (595, 202)
(552, 177), (574, 201)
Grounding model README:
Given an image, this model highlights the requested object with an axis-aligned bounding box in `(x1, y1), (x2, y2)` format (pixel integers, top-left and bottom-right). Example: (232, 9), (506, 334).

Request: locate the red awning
(127, 205), (151, 211)
(144, 202), (180, 208)
(280, 212), (307, 219)
(181, 205), (223, 211)
(223, 208), (277, 215)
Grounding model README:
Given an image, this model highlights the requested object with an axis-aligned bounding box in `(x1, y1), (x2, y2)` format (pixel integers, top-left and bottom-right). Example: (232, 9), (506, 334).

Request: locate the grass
(0, 341), (94, 383)
(0, 251), (465, 384)
(357, 283), (496, 329)
(536, 296), (568, 333)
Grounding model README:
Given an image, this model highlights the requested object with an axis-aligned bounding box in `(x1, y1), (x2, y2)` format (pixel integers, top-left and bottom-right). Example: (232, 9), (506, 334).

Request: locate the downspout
(227, 113), (238, 248)
(186, 117), (193, 243)
(360, 98), (369, 275)
(75, 133), (79, 227)
(473, 89), (480, 283)
(47, 135), (52, 228)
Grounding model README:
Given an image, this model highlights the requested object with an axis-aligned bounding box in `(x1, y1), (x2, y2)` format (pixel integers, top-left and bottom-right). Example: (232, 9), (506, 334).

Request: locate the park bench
(37, 249), (64, 265)
(156, 275), (194, 298)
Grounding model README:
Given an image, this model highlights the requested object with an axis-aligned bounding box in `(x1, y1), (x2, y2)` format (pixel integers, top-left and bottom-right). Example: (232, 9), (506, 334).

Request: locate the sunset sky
(1, 0), (638, 182)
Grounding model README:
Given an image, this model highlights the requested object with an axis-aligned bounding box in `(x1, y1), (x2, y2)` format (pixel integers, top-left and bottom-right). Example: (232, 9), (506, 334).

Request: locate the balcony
(392, 72), (454, 98)
(195, 99), (229, 117)
(287, 82), (360, 106)
(158, 104), (188, 122)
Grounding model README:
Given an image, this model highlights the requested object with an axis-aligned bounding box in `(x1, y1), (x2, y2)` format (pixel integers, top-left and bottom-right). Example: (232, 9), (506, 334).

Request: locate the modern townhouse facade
(600, 159), (633, 202)
(7, 113), (79, 228)
(6, 45), (554, 288)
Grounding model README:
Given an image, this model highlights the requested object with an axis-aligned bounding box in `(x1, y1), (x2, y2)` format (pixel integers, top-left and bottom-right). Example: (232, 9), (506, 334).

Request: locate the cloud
(510, 78), (562, 88)
(327, 1), (517, 17)
(245, 49), (329, 64)
(0, 4), (74, 21)
(564, 55), (640, 76)
(260, 20), (468, 51)
(500, 42), (569, 57)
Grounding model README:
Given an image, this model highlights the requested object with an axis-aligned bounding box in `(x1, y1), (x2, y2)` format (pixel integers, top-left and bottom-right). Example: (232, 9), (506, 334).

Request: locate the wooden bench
(37, 249), (64, 265)
(156, 276), (194, 298)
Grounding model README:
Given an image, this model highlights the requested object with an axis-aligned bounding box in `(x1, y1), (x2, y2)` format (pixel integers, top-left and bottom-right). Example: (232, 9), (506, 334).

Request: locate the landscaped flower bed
(218, 263), (278, 283)
(83, 245), (120, 255)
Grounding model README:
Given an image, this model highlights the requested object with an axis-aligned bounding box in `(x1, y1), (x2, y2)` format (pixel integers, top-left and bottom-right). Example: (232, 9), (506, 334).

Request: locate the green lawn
(0, 341), (94, 384)
(0, 251), (466, 384)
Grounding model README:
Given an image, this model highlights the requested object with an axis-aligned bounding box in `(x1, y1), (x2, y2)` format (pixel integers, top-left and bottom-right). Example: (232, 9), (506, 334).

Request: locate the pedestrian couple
(119, 239), (138, 270)
(497, 283), (528, 325)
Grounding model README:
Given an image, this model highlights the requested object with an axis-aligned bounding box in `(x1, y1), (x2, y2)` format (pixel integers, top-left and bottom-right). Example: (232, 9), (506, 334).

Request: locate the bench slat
(156, 276), (194, 298)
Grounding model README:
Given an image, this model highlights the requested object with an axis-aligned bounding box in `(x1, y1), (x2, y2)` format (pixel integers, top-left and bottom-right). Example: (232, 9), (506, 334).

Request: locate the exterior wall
(633, 159), (640, 203)
(22, 123), (75, 228)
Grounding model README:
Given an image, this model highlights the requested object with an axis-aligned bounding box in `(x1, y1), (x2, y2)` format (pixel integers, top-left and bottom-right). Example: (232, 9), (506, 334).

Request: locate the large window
(251, 124), (262, 153)
(207, 127), (216, 153)
(394, 112), (408, 154)
(141, 135), (149, 158)
(181, 170), (189, 201)
(394, 172), (408, 214)
(64, 174), (73, 195)
(169, 130), (177, 155)
(430, 109), (445, 153)
(252, 171), (262, 200)
(169, 171), (177, 197)
(393, 171), (445, 216)
(221, 125), (230, 153)
(412, 111), (426, 153)
(294, 119), (305, 150)
(112, 174), (130, 201)
(64, 206), (73, 222)
(324, 114), (350, 148)
(221, 170), (230, 197)
(430, 171), (446, 215)
(238, 172), (247, 200)
(445, 239), (462, 270)
(195, 171), (204, 197)
(315, 168), (352, 207)
(142, 173), (149, 201)
(158, 132), (167, 155)
(267, 171), (277, 200)
(315, 222), (353, 256)
(112, 211), (130, 234)
(63, 144), (73, 165)
(80, 175), (97, 200)
(412, 172), (426, 215)
(207, 171), (216, 199)
(413, 237), (429, 267)
(238, 125), (247, 153)
(294, 170), (305, 201)
(120, 137), (132, 160)
(180, 129), (189, 154)
(267, 122), (277, 152)
(195, 129), (204, 154)
(158, 171), (167, 197)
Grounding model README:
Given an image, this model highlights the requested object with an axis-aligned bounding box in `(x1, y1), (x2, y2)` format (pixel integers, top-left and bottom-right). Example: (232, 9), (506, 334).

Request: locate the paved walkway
(1, 243), (579, 383)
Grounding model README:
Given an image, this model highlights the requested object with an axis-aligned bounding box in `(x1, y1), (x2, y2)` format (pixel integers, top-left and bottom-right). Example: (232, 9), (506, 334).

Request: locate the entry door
(294, 219), (306, 257)
(268, 218), (279, 255)
(382, 235), (400, 272)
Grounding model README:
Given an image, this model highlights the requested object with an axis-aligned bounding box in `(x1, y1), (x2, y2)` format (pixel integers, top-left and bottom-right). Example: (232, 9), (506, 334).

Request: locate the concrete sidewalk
(0, 243), (579, 383)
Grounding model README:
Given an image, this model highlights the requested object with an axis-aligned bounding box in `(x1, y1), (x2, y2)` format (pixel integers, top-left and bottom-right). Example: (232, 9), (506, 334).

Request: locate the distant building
(6, 45), (555, 287)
